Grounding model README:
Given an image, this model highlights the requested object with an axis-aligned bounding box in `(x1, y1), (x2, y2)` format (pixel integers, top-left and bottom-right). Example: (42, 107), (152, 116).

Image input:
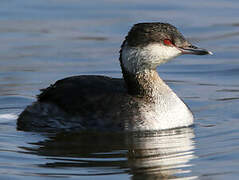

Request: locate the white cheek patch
(121, 43), (181, 74)
(147, 44), (181, 63)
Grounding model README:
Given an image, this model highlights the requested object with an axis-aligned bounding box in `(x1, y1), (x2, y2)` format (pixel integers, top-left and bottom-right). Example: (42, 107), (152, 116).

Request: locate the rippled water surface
(1, 0), (239, 179)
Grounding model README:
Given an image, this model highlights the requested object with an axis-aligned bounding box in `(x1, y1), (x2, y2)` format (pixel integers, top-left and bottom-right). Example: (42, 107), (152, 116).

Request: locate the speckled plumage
(17, 22), (211, 132)
(124, 23), (190, 47)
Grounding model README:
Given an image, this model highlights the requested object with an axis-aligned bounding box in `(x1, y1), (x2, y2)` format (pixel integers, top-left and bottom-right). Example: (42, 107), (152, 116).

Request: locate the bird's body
(17, 22), (211, 132)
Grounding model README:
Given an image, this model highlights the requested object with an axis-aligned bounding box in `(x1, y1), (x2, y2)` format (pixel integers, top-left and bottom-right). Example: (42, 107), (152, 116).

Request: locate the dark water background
(1, 0), (239, 179)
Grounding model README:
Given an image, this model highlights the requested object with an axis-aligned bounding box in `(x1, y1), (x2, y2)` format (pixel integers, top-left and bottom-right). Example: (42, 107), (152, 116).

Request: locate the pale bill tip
(208, 51), (213, 55)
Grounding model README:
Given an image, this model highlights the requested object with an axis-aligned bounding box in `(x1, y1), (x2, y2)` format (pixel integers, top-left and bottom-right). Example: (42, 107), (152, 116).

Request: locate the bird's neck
(119, 41), (175, 99)
(121, 68), (171, 101)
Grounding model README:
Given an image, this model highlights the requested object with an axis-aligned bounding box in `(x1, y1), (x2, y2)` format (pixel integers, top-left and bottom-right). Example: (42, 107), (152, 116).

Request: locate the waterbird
(17, 22), (212, 132)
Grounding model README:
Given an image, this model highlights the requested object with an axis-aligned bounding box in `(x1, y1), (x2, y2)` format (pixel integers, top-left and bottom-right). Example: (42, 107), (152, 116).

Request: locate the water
(1, 0), (239, 179)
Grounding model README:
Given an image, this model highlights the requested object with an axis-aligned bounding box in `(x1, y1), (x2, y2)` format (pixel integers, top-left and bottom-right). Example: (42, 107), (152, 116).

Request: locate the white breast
(127, 82), (194, 131)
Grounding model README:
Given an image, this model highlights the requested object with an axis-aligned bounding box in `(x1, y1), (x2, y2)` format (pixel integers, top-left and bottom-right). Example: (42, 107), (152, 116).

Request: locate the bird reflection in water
(127, 128), (196, 179)
(19, 127), (196, 179)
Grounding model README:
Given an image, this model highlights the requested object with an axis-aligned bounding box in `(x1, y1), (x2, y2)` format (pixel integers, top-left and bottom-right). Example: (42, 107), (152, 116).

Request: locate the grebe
(17, 22), (212, 132)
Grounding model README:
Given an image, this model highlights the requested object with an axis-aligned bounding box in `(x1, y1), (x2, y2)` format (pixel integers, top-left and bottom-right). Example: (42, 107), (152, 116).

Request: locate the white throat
(121, 42), (181, 74)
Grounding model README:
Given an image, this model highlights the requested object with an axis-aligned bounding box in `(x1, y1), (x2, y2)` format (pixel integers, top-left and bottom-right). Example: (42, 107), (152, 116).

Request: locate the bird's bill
(179, 46), (213, 55)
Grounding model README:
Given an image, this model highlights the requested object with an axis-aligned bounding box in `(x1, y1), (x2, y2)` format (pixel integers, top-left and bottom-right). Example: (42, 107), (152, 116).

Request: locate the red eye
(163, 39), (172, 46)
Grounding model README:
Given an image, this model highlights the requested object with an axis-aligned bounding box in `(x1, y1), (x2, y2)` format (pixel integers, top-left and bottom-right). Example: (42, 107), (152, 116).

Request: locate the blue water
(1, 0), (239, 179)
